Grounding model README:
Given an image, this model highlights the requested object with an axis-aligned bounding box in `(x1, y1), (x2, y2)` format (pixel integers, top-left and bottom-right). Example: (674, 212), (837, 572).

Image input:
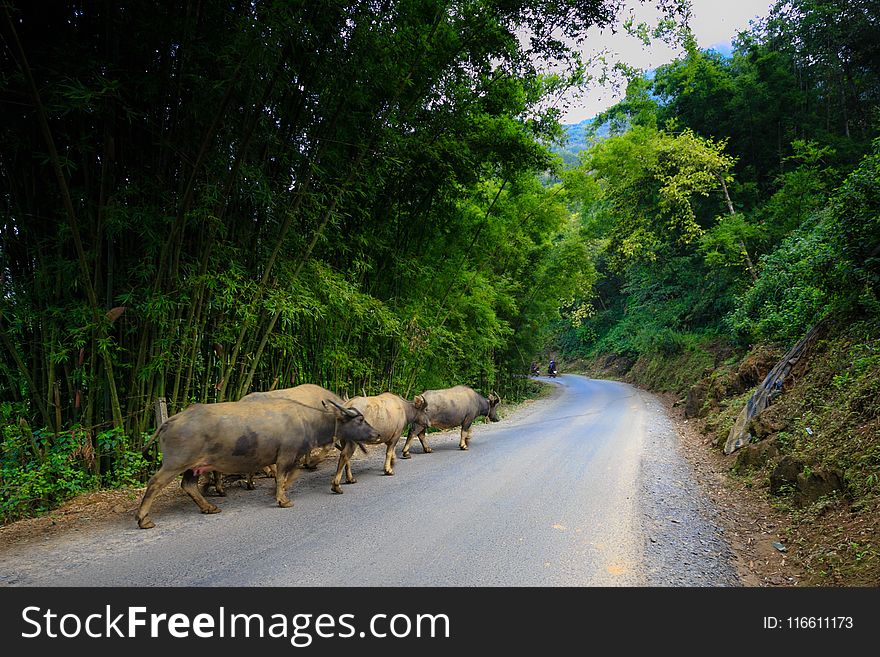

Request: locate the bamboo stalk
(0, 314), (52, 427)
(717, 175), (758, 281)
(4, 6), (124, 429)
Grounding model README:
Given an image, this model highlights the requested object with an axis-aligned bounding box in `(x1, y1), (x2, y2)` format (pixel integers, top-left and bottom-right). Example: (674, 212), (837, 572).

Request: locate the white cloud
(558, 0), (776, 124)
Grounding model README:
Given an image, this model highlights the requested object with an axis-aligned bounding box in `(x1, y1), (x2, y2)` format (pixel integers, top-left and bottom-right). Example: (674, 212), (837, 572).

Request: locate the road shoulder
(651, 390), (804, 587)
(635, 388), (742, 586)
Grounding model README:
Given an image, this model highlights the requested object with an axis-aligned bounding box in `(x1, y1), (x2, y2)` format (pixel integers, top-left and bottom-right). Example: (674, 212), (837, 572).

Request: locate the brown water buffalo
(330, 393), (429, 494)
(401, 385), (499, 458)
(135, 396), (378, 529)
(241, 385), (345, 469)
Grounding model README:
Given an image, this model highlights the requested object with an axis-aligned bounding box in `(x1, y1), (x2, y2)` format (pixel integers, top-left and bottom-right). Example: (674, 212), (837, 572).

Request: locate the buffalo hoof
(137, 518), (155, 530)
(278, 499), (293, 508)
(459, 445), (468, 451)
(401, 453), (411, 459)
(424, 448), (433, 453)
(344, 478), (357, 485)
(331, 485), (343, 494)
(383, 471), (394, 476)
(244, 483), (255, 491)
(202, 505), (221, 514)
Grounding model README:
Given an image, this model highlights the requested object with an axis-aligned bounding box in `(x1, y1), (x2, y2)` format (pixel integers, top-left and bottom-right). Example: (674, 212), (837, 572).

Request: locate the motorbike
(530, 364), (541, 377)
(548, 365), (558, 378)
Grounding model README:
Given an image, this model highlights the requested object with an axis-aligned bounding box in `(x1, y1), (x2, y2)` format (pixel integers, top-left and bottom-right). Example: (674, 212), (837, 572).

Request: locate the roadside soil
(653, 390), (804, 587)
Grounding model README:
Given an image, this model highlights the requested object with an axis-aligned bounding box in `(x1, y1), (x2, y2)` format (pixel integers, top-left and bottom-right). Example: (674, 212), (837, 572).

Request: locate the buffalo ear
(489, 391), (500, 405)
(323, 399), (360, 419)
(414, 394), (427, 410)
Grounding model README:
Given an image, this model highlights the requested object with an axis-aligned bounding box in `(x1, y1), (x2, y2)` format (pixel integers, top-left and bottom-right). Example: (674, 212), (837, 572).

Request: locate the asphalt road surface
(0, 375), (740, 586)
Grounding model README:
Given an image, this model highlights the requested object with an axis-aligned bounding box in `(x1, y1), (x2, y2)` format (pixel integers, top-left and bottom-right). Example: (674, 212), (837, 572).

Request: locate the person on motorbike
(548, 359), (557, 377)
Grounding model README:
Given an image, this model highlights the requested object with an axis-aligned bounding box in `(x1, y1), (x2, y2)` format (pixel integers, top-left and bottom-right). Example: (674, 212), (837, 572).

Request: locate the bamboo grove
(1, 1), (663, 514)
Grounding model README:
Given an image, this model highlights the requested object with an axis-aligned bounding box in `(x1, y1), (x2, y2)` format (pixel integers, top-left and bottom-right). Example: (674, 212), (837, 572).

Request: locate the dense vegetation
(1, 0), (683, 521)
(557, 0), (880, 362)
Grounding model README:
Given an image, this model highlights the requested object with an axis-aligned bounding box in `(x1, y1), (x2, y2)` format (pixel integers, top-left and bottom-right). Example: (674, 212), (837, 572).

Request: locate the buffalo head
(412, 394), (431, 428)
(487, 392), (500, 422)
(323, 399), (380, 443)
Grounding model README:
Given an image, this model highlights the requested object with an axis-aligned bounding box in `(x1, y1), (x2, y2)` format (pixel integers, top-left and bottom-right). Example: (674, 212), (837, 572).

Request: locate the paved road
(0, 375), (740, 586)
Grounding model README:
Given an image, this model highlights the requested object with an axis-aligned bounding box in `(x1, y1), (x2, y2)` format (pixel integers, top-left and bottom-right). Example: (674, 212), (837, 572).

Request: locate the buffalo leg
(136, 467), (181, 529)
(383, 439), (397, 475)
(402, 427), (431, 459)
(401, 429), (415, 459)
(275, 461), (303, 508)
(207, 471), (227, 496)
(244, 472), (256, 490)
(344, 443), (357, 484)
(418, 429), (433, 453)
(181, 469), (221, 515)
(331, 441), (357, 493)
(459, 423), (472, 450)
(301, 451), (320, 470)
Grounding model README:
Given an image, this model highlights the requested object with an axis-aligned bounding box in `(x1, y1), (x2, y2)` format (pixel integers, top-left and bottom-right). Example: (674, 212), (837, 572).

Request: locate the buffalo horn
(324, 399), (360, 418)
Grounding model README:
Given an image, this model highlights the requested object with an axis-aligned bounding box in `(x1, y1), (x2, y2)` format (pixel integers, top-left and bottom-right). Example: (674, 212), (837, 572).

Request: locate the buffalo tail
(141, 422), (168, 455)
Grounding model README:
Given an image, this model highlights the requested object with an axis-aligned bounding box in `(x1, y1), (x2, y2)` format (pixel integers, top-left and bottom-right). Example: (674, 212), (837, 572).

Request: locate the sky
(559, 0), (777, 124)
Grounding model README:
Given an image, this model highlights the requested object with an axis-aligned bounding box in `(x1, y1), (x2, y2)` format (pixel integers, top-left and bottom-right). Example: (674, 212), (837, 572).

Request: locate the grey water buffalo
(401, 385), (500, 458)
(135, 395), (378, 529)
(331, 393), (429, 494)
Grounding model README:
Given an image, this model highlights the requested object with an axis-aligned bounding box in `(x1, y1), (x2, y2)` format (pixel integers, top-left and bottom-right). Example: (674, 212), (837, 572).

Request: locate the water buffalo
(401, 385), (499, 458)
(331, 393), (429, 494)
(241, 385), (344, 469)
(135, 396), (378, 529)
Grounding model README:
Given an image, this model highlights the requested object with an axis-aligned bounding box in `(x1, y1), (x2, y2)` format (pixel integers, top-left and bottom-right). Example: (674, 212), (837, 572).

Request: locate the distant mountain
(551, 118), (610, 167)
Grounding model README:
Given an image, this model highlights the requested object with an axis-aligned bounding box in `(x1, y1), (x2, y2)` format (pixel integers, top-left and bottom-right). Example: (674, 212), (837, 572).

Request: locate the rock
(772, 541), (787, 552)
(795, 468), (846, 507)
(733, 437), (780, 473)
(737, 348), (779, 388)
(685, 381), (709, 419)
(747, 412), (788, 440)
(769, 457), (846, 507)
(609, 355), (634, 375)
(770, 455), (807, 495)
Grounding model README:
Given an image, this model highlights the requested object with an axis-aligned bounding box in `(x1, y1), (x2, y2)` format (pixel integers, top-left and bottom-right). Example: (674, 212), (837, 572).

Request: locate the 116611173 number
(764, 616), (854, 629)
(788, 617), (853, 629)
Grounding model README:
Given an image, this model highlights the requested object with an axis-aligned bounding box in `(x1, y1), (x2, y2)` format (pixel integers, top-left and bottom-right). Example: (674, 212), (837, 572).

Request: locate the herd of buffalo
(136, 384), (501, 528)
